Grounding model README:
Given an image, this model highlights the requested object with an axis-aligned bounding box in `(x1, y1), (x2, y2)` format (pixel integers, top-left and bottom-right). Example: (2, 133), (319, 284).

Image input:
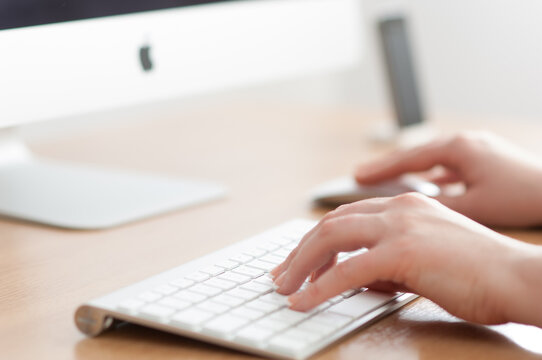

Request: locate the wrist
(506, 243), (542, 327)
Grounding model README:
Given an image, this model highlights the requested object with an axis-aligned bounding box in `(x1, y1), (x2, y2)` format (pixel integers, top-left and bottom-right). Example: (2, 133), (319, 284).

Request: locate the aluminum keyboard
(75, 219), (417, 360)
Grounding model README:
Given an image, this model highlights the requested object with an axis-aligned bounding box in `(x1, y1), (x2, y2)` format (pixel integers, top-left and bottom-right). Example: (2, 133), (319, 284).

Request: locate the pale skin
(271, 131), (542, 327)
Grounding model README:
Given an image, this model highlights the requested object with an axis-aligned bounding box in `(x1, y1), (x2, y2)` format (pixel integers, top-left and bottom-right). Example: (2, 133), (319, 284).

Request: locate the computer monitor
(0, 0), (363, 229)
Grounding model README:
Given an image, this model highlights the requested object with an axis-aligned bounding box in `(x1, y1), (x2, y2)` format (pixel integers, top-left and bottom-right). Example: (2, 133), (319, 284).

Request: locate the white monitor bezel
(0, 0), (363, 128)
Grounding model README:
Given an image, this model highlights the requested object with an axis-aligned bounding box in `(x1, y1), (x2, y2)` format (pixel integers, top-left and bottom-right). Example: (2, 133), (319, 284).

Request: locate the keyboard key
(310, 311), (352, 330)
(213, 294), (245, 307)
(283, 328), (322, 343)
(201, 266), (225, 276)
(258, 242), (279, 252)
(226, 287), (260, 301)
(215, 260), (239, 270)
(243, 248), (266, 258)
(117, 299), (145, 312)
(229, 254), (253, 264)
(296, 320), (335, 336)
(235, 325), (275, 346)
(341, 289), (359, 298)
(231, 306), (265, 320)
(328, 295), (344, 304)
(260, 254), (285, 265)
(307, 300), (333, 314)
(218, 272), (251, 284)
(171, 308), (214, 329)
(203, 314), (249, 337)
(245, 299), (283, 314)
(173, 290), (207, 303)
(240, 280), (273, 295)
(283, 225), (311, 239)
(232, 266), (264, 278)
(185, 272), (210, 282)
(190, 284), (222, 297)
(253, 274), (275, 287)
(170, 278), (194, 289)
(267, 334), (310, 356)
(283, 243), (297, 251)
(138, 291), (162, 302)
(268, 236), (293, 246)
(350, 248), (368, 256)
(197, 300), (231, 314)
(139, 304), (176, 321)
(157, 297), (191, 311)
(329, 290), (397, 318)
(268, 308), (311, 325)
(259, 292), (290, 307)
(154, 284), (178, 296)
(273, 248), (291, 258)
(246, 260), (276, 272)
(255, 318), (290, 332)
(204, 278), (236, 290)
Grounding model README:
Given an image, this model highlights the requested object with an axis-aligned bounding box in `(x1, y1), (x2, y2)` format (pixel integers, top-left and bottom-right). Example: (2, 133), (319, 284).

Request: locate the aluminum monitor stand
(370, 13), (436, 148)
(0, 129), (226, 229)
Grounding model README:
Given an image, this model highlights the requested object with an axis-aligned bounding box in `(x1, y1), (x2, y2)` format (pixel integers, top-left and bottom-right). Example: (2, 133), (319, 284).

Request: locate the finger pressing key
(276, 214), (383, 296)
(288, 250), (388, 312)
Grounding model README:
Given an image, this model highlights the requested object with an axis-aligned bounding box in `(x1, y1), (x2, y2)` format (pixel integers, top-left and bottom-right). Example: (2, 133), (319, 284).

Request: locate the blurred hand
(271, 194), (542, 326)
(355, 131), (542, 227)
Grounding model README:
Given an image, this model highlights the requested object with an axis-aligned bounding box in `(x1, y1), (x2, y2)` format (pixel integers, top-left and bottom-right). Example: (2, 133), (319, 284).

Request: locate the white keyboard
(75, 219), (417, 360)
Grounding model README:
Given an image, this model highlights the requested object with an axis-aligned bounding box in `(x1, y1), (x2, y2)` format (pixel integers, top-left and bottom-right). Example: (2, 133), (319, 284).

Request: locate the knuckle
(393, 192), (430, 206)
(325, 204), (352, 220)
(394, 214), (417, 234)
(450, 131), (492, 152)
(388, 208), (422, 235)
(335, 204), (351, 213)
(334, 261), (356, 286)
(322, 208), (341, 222)
(318, 218), (338, 238)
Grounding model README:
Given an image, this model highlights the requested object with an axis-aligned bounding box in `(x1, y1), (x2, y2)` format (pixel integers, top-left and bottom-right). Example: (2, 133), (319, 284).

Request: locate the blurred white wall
(242, 0), (542, 122)
(22, 0), (542, 141)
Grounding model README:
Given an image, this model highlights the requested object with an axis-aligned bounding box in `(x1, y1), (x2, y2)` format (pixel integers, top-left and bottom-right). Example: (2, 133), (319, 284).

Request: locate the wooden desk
(2, 102), (542, 360)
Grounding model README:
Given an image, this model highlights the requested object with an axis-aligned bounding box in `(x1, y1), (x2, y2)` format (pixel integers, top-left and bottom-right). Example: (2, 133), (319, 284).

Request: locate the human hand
(355, 132), (542, 227)
(271, 194), (542, 326)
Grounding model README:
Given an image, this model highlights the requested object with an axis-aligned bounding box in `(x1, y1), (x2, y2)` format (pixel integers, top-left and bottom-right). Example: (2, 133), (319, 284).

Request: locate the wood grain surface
(1, 101), (541, 360)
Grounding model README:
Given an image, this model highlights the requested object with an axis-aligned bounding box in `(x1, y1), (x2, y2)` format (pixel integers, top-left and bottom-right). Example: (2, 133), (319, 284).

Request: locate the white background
(22, 0), (542, 140)
(223, 0), (542, 123)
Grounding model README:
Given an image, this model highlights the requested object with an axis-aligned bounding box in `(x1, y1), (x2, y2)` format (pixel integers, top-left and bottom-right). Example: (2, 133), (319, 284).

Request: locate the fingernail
(288, 291), (306, 310)
(274, 272), (287, 287)
(270, 264), (284, 279)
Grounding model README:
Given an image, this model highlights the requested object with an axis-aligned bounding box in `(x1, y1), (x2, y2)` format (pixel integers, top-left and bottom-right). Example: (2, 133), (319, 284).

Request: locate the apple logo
(139, 44), (153, 72)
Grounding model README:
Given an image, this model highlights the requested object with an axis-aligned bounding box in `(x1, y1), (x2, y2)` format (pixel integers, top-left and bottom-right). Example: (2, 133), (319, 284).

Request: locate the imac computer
(0, 0), (364, 229)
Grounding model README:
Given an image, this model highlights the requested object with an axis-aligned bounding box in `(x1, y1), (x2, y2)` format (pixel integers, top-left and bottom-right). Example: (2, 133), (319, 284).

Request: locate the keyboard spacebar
(327, 290), (399, 319)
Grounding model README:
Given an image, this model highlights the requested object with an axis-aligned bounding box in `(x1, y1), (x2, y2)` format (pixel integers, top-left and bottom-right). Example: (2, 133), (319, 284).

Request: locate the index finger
(276, 213), (384, 295)
(288, 248), (394, 311)
(355, 138), (457, 184)
(271, 198), (388, 279)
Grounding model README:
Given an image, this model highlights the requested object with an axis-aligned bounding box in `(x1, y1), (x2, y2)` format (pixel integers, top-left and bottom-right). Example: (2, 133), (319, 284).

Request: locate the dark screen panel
(0, 0), (231, 31)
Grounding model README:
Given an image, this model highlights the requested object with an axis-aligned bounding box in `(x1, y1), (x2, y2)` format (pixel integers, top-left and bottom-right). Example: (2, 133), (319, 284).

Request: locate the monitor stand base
(0, 129), (226, 230)
(368, 122), (437, 149)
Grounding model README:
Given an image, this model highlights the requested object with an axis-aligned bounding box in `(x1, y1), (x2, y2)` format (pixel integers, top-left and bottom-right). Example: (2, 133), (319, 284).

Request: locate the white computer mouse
(310, 174), (440, 207)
